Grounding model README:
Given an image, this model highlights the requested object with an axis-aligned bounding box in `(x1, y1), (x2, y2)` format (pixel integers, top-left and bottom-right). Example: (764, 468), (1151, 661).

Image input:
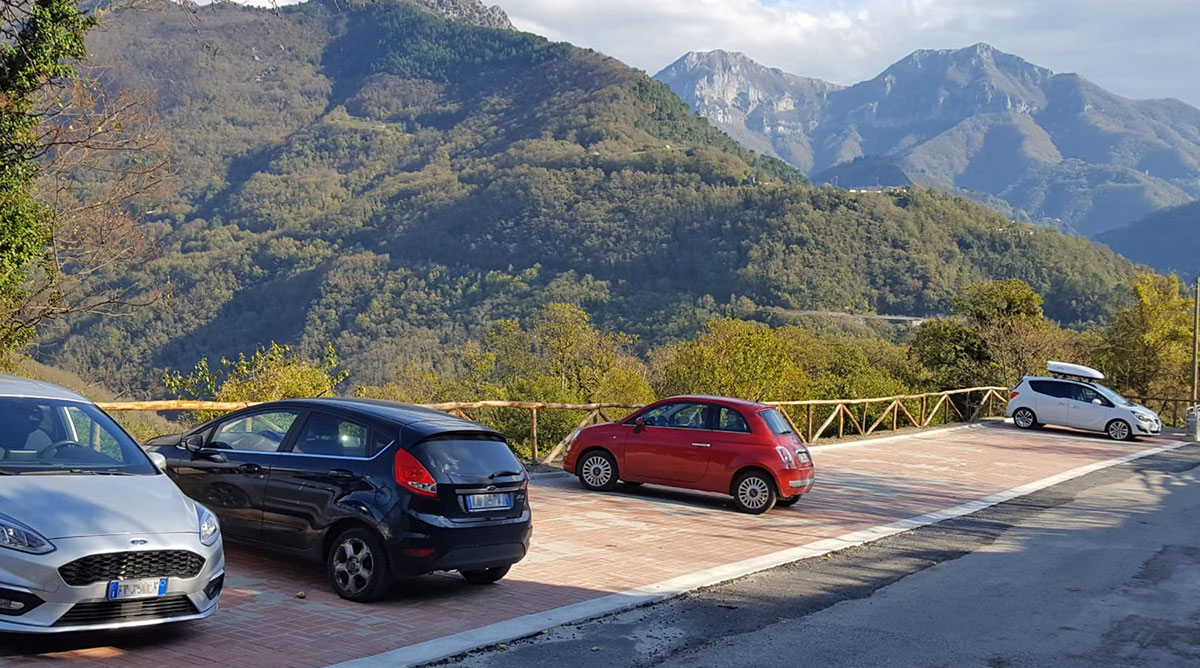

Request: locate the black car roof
(261, 397), (502, 441)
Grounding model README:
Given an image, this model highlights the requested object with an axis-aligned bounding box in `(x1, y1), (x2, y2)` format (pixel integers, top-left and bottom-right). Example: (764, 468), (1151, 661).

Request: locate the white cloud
(500, 0), (1200, 106)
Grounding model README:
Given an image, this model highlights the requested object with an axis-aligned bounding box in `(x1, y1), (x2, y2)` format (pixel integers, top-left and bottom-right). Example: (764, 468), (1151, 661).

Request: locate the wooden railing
(99, 386), (1009, 464)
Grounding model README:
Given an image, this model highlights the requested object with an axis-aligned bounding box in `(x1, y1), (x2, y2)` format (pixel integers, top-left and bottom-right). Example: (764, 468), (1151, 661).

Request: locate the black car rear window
(411, 435), (523, 481)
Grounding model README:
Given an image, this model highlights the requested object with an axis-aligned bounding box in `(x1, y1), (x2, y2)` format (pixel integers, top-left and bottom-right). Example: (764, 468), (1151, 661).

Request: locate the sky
(495, 0), (1200, 107)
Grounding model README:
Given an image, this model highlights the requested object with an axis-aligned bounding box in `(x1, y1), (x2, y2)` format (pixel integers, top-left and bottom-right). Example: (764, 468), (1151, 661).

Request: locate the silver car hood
(0, 473), (197, 539)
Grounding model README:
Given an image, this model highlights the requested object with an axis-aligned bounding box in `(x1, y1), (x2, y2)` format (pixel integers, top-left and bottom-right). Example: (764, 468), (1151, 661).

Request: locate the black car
(146, 398), (531, 602)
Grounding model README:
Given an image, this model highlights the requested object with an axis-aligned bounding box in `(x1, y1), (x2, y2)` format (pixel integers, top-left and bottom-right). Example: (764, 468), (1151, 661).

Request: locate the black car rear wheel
(460, 565), (511, 585)
(328, 527), (392, 602)
(578, 450), (619, 491)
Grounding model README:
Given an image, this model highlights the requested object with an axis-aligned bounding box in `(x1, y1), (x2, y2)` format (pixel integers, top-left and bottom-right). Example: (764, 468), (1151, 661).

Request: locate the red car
(562, 396), (814, 513)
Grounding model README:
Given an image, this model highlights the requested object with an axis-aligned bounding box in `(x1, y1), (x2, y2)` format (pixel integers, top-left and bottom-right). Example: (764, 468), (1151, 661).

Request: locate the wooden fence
(98, 386), (1009, 464)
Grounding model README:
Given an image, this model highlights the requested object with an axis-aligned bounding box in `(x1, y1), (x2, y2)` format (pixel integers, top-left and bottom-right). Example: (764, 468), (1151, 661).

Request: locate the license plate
(107, 577), (168, 600)
(464, 492), (512, 511)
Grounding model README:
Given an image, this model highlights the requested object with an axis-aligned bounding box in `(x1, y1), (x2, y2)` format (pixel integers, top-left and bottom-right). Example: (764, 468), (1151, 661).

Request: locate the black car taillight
(394, 448), (439, 497)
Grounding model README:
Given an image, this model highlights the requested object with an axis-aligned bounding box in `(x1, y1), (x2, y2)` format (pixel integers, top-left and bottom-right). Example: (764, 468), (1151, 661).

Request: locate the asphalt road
(431, 443), (1200, 668)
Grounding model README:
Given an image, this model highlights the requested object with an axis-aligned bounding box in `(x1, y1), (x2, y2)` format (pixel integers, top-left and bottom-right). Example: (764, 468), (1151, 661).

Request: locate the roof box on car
(1047, 361), (1104, 381)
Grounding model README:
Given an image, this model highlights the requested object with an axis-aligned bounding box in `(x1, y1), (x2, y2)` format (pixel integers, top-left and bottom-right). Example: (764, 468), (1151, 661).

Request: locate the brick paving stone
(0, 423), (1181, 667)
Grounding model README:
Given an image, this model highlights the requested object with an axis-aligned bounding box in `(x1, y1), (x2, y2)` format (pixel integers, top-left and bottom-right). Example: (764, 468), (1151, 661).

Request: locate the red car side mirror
(633, 417), (645, 433)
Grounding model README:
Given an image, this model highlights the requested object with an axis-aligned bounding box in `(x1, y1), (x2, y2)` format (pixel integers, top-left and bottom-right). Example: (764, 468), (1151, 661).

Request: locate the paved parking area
(0, 423), (1186, 668)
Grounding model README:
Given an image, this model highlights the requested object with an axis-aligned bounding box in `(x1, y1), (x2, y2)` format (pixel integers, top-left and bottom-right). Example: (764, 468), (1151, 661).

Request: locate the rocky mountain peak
(407, 0), (512, 30)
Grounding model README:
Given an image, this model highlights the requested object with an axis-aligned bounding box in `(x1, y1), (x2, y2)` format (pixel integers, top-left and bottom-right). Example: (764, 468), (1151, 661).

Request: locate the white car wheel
(1013, 408), (1037, 429)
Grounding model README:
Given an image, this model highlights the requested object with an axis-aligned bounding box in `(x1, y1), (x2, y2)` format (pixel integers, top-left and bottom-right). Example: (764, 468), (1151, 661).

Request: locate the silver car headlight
(197, 505), (220, 547)
(0, 512), (55, 555)
(1133, 412), (1154, 422)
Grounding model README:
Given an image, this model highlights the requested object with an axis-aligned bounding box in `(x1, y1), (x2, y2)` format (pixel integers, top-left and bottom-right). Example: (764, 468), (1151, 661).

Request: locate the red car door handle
(691, 442), (711, 448)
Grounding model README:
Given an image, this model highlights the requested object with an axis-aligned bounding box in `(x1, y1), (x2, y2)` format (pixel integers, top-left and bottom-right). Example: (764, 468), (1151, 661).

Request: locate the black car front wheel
(461, 565), (511, 585)
(328, 527), (392, 602)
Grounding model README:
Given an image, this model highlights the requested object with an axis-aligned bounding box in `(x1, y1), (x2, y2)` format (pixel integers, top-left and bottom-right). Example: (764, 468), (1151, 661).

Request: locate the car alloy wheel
(1013, 408), (1036, 429)
(1107, 420), (1132, 441)
(327, 527), (392, 602)
(333, 537), (375, 596)
(579, 451), (618, 491)
(733, 471), (776, 514)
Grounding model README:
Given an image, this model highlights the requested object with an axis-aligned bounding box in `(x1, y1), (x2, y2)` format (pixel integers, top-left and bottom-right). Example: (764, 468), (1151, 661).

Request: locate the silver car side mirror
(147, 451), (168, 471)
(1092, 398), (1103, 406)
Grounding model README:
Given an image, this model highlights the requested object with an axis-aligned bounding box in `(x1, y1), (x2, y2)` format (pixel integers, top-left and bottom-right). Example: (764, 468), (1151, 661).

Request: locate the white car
(0, 376), (224, 633)
(1006, 362), (1161, 441)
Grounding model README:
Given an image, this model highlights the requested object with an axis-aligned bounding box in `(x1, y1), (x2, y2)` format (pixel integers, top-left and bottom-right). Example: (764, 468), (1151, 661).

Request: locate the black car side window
(292, 413), (371, 458)
(210, 410), (301, 452)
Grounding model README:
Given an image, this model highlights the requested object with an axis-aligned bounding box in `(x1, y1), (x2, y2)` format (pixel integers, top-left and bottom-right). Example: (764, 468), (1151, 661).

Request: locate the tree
(653, 318), (806, 400)
(1098, 272), (1194, 397)
(1, 0), (166, 359)
(164, 342), (348, 423)
(911, 279), (1074, 388)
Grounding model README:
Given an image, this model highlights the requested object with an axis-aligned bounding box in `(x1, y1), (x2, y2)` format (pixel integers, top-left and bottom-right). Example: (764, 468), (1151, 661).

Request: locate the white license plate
(465, 492), (512, 511)
(107, 577), (168, 600)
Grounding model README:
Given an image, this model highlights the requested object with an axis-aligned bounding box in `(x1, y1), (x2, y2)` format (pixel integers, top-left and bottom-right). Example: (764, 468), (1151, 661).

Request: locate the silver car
(0, 376), (223, 633)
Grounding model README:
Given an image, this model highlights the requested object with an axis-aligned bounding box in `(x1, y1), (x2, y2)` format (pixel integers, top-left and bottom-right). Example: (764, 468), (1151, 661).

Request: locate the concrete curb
(325, 437), (1191, 668)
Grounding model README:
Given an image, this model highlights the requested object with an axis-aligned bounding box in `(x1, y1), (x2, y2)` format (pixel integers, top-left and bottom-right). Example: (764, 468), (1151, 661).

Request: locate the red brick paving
(0, 423), (1183, 667)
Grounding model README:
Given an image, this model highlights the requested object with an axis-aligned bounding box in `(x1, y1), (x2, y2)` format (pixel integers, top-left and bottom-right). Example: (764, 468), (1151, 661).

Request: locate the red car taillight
(776, 445), (797, 470)
(394, 448), (438, 497)
(1009, 391), (1020, 399)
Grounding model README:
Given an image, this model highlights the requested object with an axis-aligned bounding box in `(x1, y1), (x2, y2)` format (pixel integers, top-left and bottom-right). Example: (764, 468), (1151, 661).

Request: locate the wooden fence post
(530, 407), (538, 460)
(806, 404), (814, 443)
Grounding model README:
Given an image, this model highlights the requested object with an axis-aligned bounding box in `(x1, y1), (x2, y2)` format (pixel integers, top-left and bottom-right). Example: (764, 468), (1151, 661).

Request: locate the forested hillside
(1099, 200), (1200, 280)
(44, 0), (1136, 396)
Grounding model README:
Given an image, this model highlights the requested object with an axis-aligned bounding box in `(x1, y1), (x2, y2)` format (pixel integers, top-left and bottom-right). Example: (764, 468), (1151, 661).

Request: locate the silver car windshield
(1094, 384), (1135, 407)
(0, 397), (155, 475)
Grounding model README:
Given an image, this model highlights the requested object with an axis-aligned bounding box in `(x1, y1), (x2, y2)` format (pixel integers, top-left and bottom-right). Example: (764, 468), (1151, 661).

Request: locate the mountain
(45, 1), (1136, 395)
(1098, 200), (1200, 279)
(656, 44), (1200, 237)
(409, 0), (513, 29)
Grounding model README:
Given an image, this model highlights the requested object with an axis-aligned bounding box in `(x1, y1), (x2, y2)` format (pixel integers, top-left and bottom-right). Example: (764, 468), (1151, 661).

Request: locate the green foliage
(911, 278), (1079, 388)
(164, 341), (349, 423)
(1, 0), (96, 353)
(1097, 272), (1195, 397)
(653, 319), (806, 401)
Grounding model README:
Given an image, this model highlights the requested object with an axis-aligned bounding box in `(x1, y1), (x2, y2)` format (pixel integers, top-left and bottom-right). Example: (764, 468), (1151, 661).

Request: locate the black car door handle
(238, 463), (265, 474)
(328, 469), (355, 479)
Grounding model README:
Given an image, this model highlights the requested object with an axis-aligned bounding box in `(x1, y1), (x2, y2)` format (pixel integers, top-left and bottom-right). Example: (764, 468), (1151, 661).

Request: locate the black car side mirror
(182, 433), (204, 452)
(633, 417), (645, 433)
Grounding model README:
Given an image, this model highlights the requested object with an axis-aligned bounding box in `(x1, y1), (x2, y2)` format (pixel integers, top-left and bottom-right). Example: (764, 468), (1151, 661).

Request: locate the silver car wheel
(1108, 420), (1130, 441)
(737, 475), (770, 510)
(1014, 409), (1035, 429)
(581, 454), (613, 488)
(333, 537), (375, 595)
